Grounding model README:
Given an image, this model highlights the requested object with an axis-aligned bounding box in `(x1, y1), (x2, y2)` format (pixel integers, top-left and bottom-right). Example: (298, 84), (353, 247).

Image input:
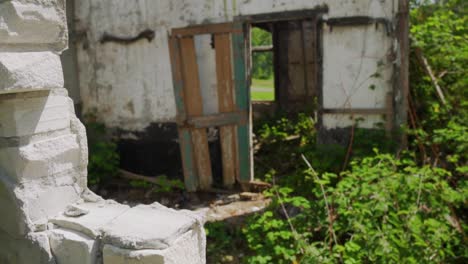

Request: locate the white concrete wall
(73, 0), (399, 131)
(0, 0), (87, 240)
(0, 1), (86, 263)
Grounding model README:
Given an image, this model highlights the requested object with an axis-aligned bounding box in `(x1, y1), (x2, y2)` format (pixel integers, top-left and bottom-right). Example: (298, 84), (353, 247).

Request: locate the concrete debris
(64, 204), (90, 217)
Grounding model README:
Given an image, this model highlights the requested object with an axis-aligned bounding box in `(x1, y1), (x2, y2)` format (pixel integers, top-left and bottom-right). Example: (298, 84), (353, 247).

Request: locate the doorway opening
(250, 26), (274, 102)
(246, 11), (324, 121)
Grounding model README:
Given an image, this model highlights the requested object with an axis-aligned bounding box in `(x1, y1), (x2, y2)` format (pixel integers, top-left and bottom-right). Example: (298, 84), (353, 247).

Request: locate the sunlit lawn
(251, 78), (274, 101)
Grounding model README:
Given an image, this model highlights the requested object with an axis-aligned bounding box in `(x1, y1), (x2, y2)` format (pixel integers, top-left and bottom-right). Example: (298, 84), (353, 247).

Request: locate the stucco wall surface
(73, 0), (399, 131)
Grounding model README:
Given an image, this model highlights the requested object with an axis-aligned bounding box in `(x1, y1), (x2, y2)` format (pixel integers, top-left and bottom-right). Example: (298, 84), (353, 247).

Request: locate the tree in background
(251, 27), (274, 80)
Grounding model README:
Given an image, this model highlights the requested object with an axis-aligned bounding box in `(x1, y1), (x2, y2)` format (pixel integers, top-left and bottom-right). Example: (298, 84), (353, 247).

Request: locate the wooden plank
(168, 36), (198, 191)
(215, 33), (237, 187)
(322, 108), (388, 115)
(232, 24), (253, 183)
(179, 36), (213, 190)
(187, 111), (247, 129)
(178, 128), (198, 191)
(172, 23), (241, 37)
(236, 8), (329, 23)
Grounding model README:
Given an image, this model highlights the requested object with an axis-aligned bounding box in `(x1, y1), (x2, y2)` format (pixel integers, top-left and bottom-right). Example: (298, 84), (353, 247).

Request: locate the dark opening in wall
(250, 17), (321, 121)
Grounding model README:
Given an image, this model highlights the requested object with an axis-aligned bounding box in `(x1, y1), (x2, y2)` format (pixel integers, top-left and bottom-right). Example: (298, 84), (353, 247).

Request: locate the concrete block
(0, 52), (64, 92)
(0, 175), (30, 237)
(0, 0), (67, 50)
(50, 200), (131, 239)
(103, 229), (205, 264)
(20, 180), (82, 226)
(103, 245), (164, 264)
(49, 228), (98, 264)
(0, 94), (71, 137)
(101, 203), (197, 250)
(1, 171), (83, 238)
(0, 134), (81, 182)
(0, 230), (56, 264)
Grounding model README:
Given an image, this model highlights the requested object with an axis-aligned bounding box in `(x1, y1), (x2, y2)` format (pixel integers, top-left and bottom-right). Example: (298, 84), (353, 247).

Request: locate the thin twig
(271, 175), (305, 254)
(408, 94), (427, 164)
(301, 154), (339, 249)
(416, 171), (425, 208)
(342, 122), (356, 171)
(415, 47), (447, 105)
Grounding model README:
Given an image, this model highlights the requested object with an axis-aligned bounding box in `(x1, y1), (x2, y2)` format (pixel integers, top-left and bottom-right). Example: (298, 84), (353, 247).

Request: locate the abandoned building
(61, 0), (408, 191)
(0, 0), (409, 263)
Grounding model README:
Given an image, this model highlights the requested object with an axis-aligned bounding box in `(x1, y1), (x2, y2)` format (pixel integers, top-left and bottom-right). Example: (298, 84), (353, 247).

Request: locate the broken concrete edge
(0, 195), (207, 263)
(103, 227), (206, 264)
(100, 203), (201, 250)
(0, 0), (68, 52)
(49, 199), (207, 250)
(0, 229), (56, 264)
(49, 228), (99, 264)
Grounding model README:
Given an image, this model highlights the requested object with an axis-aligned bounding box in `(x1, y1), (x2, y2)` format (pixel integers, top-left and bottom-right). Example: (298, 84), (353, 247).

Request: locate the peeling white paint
(73, 0), (399, 131)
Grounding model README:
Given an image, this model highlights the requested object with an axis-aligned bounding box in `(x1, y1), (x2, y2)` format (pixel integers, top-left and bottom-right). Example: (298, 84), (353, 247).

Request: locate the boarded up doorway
(169, 23), (253, 192)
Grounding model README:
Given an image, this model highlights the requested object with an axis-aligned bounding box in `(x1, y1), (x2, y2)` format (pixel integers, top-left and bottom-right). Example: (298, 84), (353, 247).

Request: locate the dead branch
(415, 48), (447, 105)
(119, 169), (166, 186)
(342, 122), (356, 171)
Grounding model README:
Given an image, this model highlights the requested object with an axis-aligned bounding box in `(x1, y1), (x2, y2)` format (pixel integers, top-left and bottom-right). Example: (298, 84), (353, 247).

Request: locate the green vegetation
(251, 27), (273, 80)
(251, 78), (274, 101)
(207, 1), (467, 263)
(85, 119), (120, 188)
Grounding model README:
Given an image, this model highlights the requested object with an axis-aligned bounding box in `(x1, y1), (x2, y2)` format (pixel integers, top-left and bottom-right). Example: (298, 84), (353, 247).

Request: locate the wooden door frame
(168, 22), (252, 191)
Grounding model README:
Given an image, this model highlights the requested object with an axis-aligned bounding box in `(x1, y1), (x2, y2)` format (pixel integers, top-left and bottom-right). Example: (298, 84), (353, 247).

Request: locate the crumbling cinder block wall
(0, 1), (207, 263)
(0, 0), (87, 262)
(68, 0), (404, 175)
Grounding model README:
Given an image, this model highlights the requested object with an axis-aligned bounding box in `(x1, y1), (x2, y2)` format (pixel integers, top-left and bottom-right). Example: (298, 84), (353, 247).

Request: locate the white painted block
(21, 182), (82, 225)
(103, 245), (164, 264)
(0, 94), (71, 137)
(103, 229), (205, 264)
(0, 134), (81, 182)
(0, 52), (64, 92)
(50, 200), (131, 239)
(0, 0), (67, 49)
(101, 203), (197, 250)
(49, 228), (98, 264)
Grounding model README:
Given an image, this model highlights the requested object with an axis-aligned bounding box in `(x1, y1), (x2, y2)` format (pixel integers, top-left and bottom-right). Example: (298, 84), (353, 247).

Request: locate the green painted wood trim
(232, 24), (252, 183)
(178, 128), (198, 191)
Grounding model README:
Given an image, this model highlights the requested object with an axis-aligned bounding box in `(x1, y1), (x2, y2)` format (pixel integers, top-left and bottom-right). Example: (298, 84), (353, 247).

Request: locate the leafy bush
(85, 121), (120, 187)
(244, 152), (467, 263)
